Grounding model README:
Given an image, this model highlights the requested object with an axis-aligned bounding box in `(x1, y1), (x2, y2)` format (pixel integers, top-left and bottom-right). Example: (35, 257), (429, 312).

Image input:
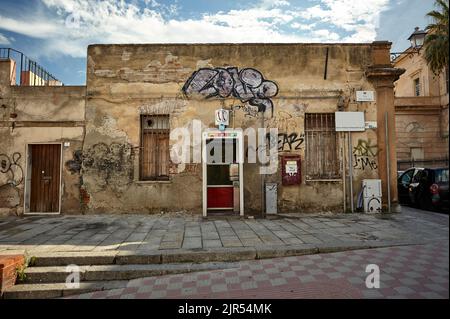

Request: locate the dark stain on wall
(82, 142), (134, 191)
(65, 150), (83, 174)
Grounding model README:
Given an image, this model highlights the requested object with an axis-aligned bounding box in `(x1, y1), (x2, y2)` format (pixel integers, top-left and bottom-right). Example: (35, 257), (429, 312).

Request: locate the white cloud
(299, 0), (390, 38)
(259, 0), (291, 8)
(0, 0), (391, 58)
(0, 16), (60, 39)
(312, 29), (341, 41)
(0, 33), (11, 45)
(291, 22), (316, 31)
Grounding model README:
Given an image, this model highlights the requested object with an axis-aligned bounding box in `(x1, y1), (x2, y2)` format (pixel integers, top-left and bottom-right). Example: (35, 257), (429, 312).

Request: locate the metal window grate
(305, 113), (340, 180)
(140, 115), (170, 181)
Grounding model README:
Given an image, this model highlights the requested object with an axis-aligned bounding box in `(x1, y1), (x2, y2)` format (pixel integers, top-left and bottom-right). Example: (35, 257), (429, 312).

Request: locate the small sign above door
(215, 109), (230, 126)
(356, 91), (375, 102)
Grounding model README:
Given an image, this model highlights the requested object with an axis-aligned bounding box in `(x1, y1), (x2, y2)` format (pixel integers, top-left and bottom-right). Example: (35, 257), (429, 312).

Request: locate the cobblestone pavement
(0, 206), (447, 254)
(68, 241), (449, 299)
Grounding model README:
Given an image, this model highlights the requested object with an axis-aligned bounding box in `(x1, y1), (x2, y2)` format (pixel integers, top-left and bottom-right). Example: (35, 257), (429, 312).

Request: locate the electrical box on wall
(362, 179), (382, 213)
(281, 155), (301, 185)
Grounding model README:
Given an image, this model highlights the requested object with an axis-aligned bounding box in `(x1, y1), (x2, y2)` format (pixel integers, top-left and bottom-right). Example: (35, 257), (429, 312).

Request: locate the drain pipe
(385, 112), (391, 213)
(348, 132), (354, 213)
(342, 132), (346, 213)
(260, 111), (266, 218)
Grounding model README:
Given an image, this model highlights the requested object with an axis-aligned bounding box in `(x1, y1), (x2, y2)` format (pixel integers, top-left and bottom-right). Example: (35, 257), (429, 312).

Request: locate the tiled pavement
(68, 241), (449, 299)
(0, 206), (447, 254)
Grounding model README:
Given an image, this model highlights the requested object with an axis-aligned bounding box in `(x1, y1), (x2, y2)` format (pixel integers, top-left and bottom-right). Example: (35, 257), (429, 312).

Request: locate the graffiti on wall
(353, 139), (378, 170)
(275, 132), (304, 152)
(182, 67), (278, 116)
(0, 152), (22, 208)
(0, 152), (23, 186)
(246, 131), (304, 158)
(231, 104), (259, 118)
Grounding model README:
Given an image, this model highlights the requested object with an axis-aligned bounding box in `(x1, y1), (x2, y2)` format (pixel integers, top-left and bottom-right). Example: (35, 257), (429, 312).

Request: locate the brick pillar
(0, 255), (25, 294)
(367, 41), (405, 212)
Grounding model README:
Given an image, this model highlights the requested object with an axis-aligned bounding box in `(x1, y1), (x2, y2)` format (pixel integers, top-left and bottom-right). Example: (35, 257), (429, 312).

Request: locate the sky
(0, 0), (438, 85)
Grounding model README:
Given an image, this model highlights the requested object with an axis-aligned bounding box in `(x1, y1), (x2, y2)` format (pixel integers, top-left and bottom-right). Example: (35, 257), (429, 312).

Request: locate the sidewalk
(0, 207), (447, 257)
(67, 242), (449, 299)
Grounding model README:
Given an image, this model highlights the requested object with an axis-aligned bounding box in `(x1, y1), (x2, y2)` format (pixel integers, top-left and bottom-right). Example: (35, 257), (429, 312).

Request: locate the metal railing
(0, 48), (63, 86)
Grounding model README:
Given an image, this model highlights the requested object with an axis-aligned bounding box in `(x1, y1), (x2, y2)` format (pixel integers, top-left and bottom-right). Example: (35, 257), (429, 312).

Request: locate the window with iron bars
(140, 115), (170, 181)
(304, 113), (340, 180)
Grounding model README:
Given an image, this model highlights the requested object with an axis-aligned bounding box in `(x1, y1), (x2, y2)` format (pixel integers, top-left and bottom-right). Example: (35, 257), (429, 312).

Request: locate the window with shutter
(305, 113), (340, 180)
(140, 115), (170, 181)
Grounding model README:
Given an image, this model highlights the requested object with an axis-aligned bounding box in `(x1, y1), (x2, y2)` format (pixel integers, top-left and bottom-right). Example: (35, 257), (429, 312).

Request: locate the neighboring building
(1, 42), (403, 216)
(393, 27), (449, 170)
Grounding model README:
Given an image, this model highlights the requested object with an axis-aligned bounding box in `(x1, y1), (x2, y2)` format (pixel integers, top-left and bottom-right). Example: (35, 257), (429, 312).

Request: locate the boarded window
(305, 113), (339, 180)
(140, 115), (170, 181)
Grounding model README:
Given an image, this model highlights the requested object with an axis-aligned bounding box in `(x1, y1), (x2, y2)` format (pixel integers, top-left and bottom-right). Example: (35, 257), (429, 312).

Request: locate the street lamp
(408, 27), (427, 48)
(391, 27), (427, 61)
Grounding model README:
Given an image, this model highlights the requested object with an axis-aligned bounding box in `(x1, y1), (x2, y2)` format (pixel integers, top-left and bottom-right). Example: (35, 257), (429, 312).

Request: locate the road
(68, 207), (448, 299)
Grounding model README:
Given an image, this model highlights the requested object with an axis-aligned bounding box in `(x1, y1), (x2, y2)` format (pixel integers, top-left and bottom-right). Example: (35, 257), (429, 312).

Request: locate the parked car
(397, 168), (422, 205)
(408, 167), (449, 212)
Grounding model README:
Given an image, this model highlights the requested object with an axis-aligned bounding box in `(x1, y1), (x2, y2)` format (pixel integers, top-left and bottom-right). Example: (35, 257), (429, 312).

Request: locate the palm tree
(423, 0), (449, 75)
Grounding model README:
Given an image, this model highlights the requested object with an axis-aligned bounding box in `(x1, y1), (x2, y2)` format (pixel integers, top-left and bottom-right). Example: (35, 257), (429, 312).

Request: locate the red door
(207, 186), (234, 209)
(206, 164), (234, 210)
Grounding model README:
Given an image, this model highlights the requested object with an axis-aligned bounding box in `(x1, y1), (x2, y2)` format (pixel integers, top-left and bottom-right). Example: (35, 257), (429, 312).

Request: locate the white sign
(365, 121), (377, 129)
(286, 161), (297, 175)
(356, 91), (375, 102)
(215, 109), (229, 126)
(335, 112), (365, 131)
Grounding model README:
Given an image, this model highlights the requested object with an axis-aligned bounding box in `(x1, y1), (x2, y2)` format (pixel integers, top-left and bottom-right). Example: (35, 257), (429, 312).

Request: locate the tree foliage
(424, 0), (449, 75)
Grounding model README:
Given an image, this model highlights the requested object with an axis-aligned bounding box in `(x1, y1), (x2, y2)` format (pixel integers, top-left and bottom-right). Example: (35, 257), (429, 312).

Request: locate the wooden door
(30, 144), (61, 213)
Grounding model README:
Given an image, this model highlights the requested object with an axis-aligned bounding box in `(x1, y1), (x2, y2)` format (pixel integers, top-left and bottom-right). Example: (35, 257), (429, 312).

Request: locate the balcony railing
(0, 48), (63, 86)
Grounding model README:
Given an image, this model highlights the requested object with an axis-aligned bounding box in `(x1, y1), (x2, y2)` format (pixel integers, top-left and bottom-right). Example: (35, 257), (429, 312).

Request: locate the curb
(27, 241), (414, 266)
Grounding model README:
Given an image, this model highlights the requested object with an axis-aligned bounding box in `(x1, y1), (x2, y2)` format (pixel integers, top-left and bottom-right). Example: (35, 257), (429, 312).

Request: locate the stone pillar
(366, 41), (405, 213)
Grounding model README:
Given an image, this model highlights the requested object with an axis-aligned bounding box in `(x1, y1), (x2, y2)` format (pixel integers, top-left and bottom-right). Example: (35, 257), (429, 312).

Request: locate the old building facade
(393, 28), (449, 170)
(1, 42), (402, 216)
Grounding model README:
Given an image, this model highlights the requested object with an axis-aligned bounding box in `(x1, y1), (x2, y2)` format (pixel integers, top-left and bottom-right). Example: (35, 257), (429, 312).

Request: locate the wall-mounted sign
(356, 91), (375, 102)
(281, 155), (301, 185)
(285, 161), (298, 175)
(365, 121), (377, 129)
(207, 132), (238, 138)
(335, 112), (365, 131)
(215, 109), (229, 126)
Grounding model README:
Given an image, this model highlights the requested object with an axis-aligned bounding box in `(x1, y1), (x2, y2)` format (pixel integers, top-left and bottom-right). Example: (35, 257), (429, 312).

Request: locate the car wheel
(419, 196), (432, 211)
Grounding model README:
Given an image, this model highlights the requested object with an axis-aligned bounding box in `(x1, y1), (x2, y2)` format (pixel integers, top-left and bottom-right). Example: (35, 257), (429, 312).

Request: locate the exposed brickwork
(0, 255), (24, 294)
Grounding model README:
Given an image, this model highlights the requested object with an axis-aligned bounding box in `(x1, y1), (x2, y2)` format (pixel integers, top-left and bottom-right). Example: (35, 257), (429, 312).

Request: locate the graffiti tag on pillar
(353, 139), (379, 156)
(182, 67), (278, 116)
(353, 155), (378, 170)
(353, 139), (378, 170)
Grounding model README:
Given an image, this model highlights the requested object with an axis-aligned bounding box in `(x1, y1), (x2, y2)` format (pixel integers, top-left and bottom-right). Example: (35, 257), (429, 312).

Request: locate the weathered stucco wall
(82, 44), (381, 214)
(0, 59), (86, 215)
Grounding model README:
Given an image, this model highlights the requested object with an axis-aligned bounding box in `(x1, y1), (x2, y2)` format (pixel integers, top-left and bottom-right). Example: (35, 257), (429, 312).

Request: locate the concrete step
(21, 261), (240, 284)
(29, 244), (356, 267)
(29, 247), (261, 266)
(2, 280), (129, 299)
